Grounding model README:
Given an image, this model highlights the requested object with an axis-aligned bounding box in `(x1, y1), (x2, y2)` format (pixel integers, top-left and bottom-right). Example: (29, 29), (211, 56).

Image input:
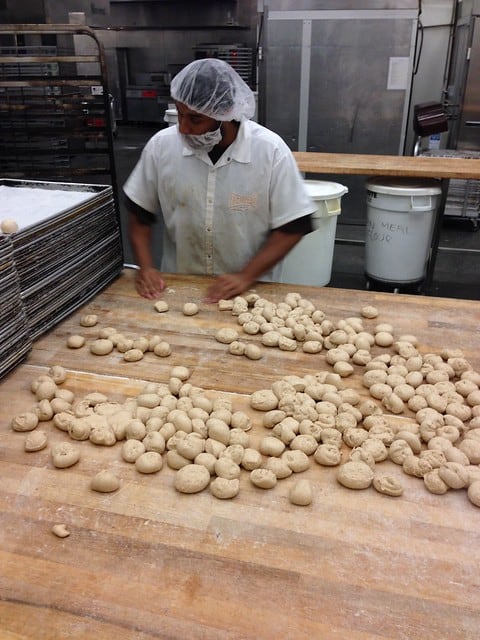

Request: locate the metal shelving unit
(0, 24), (118, 208)
(420, 150), (480, 230)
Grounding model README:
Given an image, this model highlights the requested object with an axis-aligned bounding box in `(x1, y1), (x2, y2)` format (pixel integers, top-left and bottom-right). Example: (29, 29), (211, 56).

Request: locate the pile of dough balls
(66, 314), (172, 361)
(216, 294), (388, 367)
(11, 364), (315, 504)
(247, 342), (480, 504)
(10, 298), (480, 508)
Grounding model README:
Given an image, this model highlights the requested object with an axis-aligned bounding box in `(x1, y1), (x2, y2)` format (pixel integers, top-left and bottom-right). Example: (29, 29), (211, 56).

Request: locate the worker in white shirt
(123, 57), (316, 302)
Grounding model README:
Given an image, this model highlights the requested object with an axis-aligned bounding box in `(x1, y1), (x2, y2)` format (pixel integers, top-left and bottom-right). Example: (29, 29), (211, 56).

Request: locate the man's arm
(127, 199), (165, 299)
(204, 227), (304, 302)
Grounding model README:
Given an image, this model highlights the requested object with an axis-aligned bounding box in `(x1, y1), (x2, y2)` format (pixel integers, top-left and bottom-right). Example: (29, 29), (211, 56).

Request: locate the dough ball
(458, 439), (480, 464)
(90, 470), (121, 492)
(1, 218), (19, 234)
(135, 451), (163, 474)
(289, 479), (313, 506)
(467, 481), (480, 507)
(230, 411), (251, 431)
(153, 341), (171, 357)
(290, 434), (317, 456)
(360, 305), (379, 319)
(261, 331), (281, 347)
(218, 299), (234, 311)
(258, 436), (285, 457)
(210, 477), (240, 500)
(244, 344), (262, 360)
(336, 461), (374, 489)
(174, 464), (210, 493)
(154, 300), (169, 313)
(215, 455), (241, 480)
(281, 449), (310, 473)
(194, 452), (217, 474)
(250, 468), (277, 489)
(35, 379), (57, 401)
(372, 475), (404, 497)
(170, 366), (191, 381)
(303, 340), (322, 354)
(48, 365), (67, 384)
(132, 337), (149, 353)
(51, 442), (81, 469)
(437, 462), (469, 489)
(24, 430), (48, 452)
(250, 389), (278, 411)
(264, 457), (293, 479)
(80, 314), (98, 327)
(215, 327), (239, 344)
(423, 469), (449, 495)
(183, 303), (199, 316)
(67, 334), (85, 349)
(122, 439), (146, 463)
(35, 398), (54, 421)
(123, 348), (144, 362)
(241, 448), (263, 471)
(243, 320), (260, 335)
(51, 523), (70, 538)
(90, 339), (114, 356)
(375, 332), (394, 347)
(314, 444), (341, 466)
(11, 412), (39, 432)
(143, 431), (166, 453)
(228, 340), (246, 356)
(176, 433), (205, 460)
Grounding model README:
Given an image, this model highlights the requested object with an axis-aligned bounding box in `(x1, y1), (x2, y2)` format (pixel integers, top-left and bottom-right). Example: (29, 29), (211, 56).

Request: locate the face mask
(182, 124), (222, 152)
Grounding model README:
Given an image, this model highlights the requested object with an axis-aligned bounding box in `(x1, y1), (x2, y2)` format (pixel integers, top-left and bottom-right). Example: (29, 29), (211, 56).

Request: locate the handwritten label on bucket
(367, 219), (409, 244)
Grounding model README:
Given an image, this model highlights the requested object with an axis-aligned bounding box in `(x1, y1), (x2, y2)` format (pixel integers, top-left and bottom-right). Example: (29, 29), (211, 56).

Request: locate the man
(124, 58), (316, 302)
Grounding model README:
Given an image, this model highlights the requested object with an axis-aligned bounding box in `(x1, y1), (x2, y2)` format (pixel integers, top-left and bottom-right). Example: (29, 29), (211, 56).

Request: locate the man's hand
(204, 273), (254, 303)
(135, 267), (165, 299)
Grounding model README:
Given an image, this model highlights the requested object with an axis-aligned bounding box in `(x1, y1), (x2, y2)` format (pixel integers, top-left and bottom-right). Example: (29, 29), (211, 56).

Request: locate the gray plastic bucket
(365, 177), (442, 283)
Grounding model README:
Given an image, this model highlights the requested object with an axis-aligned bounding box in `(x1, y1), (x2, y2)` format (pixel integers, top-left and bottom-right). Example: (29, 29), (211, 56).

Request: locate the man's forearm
(128, 212), (155, 268)
(240, 229), (302, 282)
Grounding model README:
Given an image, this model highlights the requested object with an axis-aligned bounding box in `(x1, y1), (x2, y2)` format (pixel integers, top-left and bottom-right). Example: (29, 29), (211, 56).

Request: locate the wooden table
(1, 269), (480, 639)
(292, 152), (480, 180)
(293, 151), (480, 288)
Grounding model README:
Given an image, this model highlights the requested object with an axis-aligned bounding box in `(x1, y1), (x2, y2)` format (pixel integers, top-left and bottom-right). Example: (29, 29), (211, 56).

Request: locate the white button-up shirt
(123, 118), (316, 282)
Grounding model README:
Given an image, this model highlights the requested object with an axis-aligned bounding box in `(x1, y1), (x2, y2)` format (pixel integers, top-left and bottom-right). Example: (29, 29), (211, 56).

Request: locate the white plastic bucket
(164, 108), (178, 126)
(365, 177), (442, 284)
(280, 180), (348, 286)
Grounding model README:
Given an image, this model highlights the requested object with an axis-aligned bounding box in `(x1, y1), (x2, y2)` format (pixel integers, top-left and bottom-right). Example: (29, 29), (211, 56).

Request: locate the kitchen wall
(0, 0), (461, 151)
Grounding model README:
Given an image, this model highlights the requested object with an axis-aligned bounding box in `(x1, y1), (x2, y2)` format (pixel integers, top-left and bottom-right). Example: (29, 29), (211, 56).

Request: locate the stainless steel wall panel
(261, 19), (303, 148)
(261, 4), (417, 223)
(307, 17), (415, 155)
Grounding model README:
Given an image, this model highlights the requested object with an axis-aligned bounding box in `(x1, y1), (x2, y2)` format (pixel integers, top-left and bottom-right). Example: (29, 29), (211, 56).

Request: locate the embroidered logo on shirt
(230, 192), (258, 212)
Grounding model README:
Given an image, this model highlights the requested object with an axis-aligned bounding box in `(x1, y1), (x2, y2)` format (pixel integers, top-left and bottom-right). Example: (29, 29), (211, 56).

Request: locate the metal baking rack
(0, 24), (118, 214)
(420, 149), (480, 230)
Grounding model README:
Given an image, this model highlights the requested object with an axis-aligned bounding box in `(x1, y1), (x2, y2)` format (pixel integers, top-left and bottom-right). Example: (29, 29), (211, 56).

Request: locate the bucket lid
(304, 180), (348, 200)
(366, 176), (442, 196)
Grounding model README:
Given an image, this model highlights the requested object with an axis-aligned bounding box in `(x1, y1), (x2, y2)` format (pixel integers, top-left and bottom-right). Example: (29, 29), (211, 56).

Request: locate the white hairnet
(170, 58), (256, 121)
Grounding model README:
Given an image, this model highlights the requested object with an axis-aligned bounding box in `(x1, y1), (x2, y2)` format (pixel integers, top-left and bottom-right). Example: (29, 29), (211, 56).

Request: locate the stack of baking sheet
(0, 233), (31, 378)
(1, 178), (123, 341)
